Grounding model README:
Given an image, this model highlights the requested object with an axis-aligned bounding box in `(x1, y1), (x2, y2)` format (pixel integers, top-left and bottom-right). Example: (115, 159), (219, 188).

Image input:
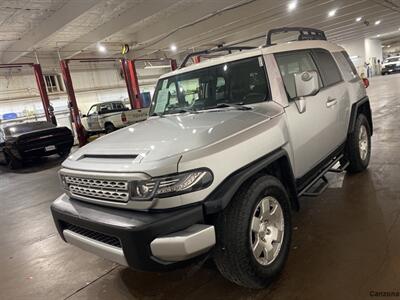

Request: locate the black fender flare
(203, 148), (299, 215)
(348, 96), (373, 136)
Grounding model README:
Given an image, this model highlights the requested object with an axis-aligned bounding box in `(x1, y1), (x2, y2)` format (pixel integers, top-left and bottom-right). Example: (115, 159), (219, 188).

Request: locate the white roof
(160, 40), (345, 79)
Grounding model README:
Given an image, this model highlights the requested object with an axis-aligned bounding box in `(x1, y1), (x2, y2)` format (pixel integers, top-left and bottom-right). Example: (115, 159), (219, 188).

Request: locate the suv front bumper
(51, 194), (215, 271)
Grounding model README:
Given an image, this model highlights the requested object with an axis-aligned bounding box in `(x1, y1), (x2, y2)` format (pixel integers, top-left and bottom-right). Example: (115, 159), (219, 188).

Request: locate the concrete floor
(1, 74), (400, 300)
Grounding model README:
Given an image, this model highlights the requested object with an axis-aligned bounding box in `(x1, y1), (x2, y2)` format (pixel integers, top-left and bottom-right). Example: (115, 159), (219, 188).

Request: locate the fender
(203, 148), (299, 215)
(348, 96), (373, 135)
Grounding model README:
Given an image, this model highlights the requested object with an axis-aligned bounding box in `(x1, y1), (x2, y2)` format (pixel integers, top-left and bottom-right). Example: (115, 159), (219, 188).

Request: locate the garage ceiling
(0, 0), (399, 64)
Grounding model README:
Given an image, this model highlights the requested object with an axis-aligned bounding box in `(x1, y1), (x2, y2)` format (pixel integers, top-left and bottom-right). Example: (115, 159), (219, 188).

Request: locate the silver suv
(51, 28), (373, 288)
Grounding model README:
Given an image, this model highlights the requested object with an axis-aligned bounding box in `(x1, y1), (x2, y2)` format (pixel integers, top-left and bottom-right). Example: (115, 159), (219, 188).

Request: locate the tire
(214, 175), (292, 289)
(346, 113), (371, 173)
(5, 153), (22, 170)
(58, 148), (71, 158)
(105, 123), (116, 134)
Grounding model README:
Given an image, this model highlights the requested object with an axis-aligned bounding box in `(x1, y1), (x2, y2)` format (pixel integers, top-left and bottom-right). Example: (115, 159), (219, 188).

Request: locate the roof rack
(179, 46), (256, 68)
(265, 27), (327, 47)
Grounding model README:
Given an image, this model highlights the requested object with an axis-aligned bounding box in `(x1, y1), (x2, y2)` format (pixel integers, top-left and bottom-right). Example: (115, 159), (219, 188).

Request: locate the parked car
(381, 56), (400, 75)
(81, 101), (149, 135)
(51, 28), (373, 288)
(0, 121), (73, 169)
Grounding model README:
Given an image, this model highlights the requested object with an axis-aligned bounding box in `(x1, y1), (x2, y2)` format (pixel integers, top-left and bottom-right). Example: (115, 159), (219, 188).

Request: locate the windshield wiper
(164, 108), (198, 115)
(150, 112), (165, 117)
(206, 103), (252, 111)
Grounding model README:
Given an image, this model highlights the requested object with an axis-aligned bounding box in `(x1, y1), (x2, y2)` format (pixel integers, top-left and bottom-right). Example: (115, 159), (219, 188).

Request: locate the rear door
(311, 49), (349, 147)
(275, 49), (345, 178)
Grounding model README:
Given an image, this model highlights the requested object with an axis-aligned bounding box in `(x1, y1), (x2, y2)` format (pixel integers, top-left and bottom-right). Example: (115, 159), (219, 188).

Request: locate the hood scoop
(75, 153), (142, 165)
(79, 154), (138, 160)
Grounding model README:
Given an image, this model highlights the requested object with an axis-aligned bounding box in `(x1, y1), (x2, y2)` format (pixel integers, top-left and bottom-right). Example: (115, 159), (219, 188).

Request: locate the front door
(86, 105), (101, 131)
(275, 49), (345, 178)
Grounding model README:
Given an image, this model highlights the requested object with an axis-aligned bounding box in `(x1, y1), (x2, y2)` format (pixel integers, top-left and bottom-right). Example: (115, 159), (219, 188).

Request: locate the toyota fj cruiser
(51, 28), (373, 288)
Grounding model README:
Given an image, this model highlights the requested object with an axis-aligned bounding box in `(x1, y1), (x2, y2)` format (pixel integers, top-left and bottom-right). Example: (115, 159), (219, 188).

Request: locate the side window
(87, 105), (98, 116)
(332, 52), (358, 82)
(99, 103), (112, 113)
(312, 49), (343, 87)
(112, 102), (125, 110)
(275, 50), (321, 99)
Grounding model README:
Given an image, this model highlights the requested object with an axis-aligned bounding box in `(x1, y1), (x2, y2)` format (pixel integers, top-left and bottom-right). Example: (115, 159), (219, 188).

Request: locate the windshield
(150, 56), (268, 115)
(3, 121), (55, 137)
(384, 57), (400, 63)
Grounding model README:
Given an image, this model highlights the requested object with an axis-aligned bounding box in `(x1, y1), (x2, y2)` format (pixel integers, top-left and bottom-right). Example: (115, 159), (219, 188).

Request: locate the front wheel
(5, 153), (22, 170)
(346, 113), (371, 173)
(58, 148), (71, 158)
(214, 175), (292, 288)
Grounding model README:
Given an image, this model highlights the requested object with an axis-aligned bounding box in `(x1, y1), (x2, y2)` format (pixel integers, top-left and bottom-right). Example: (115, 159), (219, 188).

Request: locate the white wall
(340, 38), (383, 76)
(365, 38), (383, 64)
(0, 66), (162, 128)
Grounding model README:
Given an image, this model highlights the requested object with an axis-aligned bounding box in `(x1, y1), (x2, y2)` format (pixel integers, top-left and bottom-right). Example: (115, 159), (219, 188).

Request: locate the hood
(64, 104), (283, 173)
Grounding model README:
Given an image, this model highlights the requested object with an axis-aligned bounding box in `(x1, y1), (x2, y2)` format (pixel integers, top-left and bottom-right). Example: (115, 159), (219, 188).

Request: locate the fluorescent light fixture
(356, 17), (362, 22)
(328, 9), (337, 17)
(374, 20), (381, 25)
(288, 1), (297, 11)
(97, 44), (106, 53)
(170, 44), (177, 52)
(144, 65), (171, 69)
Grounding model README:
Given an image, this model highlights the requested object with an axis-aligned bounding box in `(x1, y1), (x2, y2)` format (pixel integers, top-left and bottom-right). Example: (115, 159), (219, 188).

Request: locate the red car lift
(0, 63), (54, 124)
(59, 57), (177, 147)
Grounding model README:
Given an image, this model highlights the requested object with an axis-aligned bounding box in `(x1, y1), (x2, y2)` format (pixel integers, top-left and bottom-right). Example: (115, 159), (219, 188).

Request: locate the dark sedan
(0, 121), (74, 169)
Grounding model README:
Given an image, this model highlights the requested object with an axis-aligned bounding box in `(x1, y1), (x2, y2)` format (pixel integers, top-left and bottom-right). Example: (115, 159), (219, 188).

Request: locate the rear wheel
(214, 175), (292, 288)
(105, 123), (116, 134)
(346, 113), (371, 173)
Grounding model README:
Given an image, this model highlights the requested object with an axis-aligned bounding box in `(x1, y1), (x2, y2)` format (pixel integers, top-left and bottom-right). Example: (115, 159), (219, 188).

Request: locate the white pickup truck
(81, 101), (149, 134)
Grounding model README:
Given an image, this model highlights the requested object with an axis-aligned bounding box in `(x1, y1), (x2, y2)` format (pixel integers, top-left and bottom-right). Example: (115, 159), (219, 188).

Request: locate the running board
(328, 160), (349, 173)
(298, 154), (345, 197)
(302, 176), (328, 197)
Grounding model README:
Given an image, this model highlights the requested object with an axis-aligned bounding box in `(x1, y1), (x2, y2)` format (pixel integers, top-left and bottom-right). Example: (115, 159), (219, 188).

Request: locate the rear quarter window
(332, 51), (359, 82)
(312, 49), (343, 87)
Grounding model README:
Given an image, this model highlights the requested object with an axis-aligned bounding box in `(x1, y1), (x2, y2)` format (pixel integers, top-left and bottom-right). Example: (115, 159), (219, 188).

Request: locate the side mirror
(293, 71), (320, 113)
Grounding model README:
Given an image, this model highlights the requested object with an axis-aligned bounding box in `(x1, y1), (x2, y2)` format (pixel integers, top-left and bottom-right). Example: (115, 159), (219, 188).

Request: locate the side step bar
(299, 154), (347, 197)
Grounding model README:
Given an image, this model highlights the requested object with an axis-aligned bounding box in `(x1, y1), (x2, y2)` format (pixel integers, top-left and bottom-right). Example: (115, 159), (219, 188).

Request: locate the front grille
(65, 175), (129, 202)
(65, 223), (122, 248)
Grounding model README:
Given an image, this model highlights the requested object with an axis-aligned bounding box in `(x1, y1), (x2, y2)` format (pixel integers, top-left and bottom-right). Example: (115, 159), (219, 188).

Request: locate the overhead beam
(60, 0), (177, 59)
(1, 0), (98, 64)
(130, 0), (239, 51)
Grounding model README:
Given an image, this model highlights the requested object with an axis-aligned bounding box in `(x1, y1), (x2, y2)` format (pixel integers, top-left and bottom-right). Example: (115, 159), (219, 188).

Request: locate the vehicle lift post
(0, 63), (54, 125)
(59, 57), (177, 147)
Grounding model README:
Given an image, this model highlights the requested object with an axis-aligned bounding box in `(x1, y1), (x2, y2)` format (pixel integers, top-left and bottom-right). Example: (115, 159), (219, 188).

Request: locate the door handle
(326, 97), (337, 107)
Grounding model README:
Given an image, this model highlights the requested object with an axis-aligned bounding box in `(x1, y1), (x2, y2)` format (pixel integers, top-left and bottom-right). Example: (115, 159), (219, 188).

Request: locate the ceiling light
(374, 20), (381, 25)
(170, 44), (177, 52)
(356, 17), (362, 22)
(377, 34), (381, 37)
(97, 44), (106, 53)
(328, 9), (337, 17)
(387, 45), (391, 48)
(288, 1), (297, 11)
